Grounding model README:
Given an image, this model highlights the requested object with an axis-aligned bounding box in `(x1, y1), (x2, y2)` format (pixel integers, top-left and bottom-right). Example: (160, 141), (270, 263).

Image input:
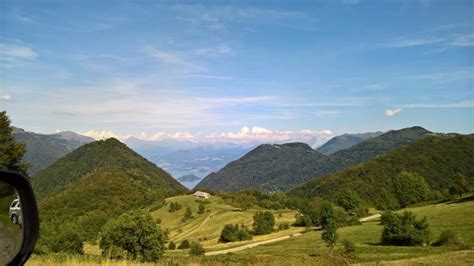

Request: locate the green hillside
(290, 135), (474, 208)
(316, 132), (383, 155)
(32, 138), (187, 198)
(197, 143), (326, 192)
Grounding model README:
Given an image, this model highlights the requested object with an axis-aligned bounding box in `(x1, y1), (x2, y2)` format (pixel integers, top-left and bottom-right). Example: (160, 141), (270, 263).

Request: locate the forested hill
(290, 135), (474, 208)
(32, 138), (188, 198)
(196, 143), (326, 192)
(316, 132), (383, 155)
(12, 127), (94, 175)
(197, 126), (431, 192)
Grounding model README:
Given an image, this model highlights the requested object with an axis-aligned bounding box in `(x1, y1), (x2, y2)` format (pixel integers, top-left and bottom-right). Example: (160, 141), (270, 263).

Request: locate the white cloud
(0, 95), (11, 101)
(0, 43), (37, 59)
(81, 130), (122, 140)
(384, 108), (403, 117)
(188, 74), (236, 80)
(300, 129), (334, 136)
(144, 47), (201, 71)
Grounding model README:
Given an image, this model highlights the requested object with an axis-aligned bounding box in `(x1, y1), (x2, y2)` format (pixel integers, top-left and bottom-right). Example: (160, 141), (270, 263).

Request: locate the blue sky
(0, 0), (473, 142)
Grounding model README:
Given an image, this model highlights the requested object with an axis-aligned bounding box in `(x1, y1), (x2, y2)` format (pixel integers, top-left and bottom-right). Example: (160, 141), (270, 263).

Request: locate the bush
(198, 202), (205, 214)
(181, 207), (193, 222)
(49, 223), (84, 254)
(253, 211), (275, 235)
(220, 224), (252, 242)
(168, 202), (182, 213)
(189, 242), (205, 256)
(381, 211), (430, 246)
(392, 171), (433, 208)
(178, 239), (190, 249)
(168, 241), (176, 250)
(278, 222), (290, 230)
(342, 239), (355, 254)
(337, 190), (361, 214)
(433, 230), (461, 246)
(99, 210), (165, 262)
(293, 213), (312, 227)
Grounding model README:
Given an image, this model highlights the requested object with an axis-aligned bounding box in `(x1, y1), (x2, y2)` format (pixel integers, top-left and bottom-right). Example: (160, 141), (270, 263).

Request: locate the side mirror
(0, 170), (39, 265)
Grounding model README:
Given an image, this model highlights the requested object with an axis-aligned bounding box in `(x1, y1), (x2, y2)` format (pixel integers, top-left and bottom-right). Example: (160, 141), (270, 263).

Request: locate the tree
(219, 224), (252, 242)
(449, 173), (471, 198)
(253, 211), (275, 235)
(99, 210), (165, 262)
(181, 206), (193, 222)
(381, 211), (430, 246)
(235, 193), (256, 211)
(0, 111), (28, 175)
(198, 202), (205, 214)
(319, 201), (335, 228)
(168, 241), (176, 250)
(178, 240), (190, 249)
(189, 242), (205, 256)
(48, 223), (84, 254)
(321, 218), (338, 255)
(337, 189), (361, 214)
(391, 171), (433, 207)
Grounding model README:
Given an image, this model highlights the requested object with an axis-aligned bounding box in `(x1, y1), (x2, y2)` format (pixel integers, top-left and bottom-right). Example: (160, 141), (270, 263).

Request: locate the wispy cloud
(0, 95), (11, 101)
(187, 74), (236, 80)
(194, 45), (233, 56)
(398, 101), (474, 109)
(143, 47), (203, 72)
(384, 33), (474, 48)
(384, 108), (403, 117)
(0, 43), (37, 59)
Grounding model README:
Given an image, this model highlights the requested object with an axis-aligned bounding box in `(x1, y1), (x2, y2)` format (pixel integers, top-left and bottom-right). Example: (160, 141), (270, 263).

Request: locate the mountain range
(196, 126), (432, 192)
(12, 127), (94, 175)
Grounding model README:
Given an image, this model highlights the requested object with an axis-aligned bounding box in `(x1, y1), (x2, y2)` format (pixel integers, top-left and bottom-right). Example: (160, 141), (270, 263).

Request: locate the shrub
(278, 222), (290, 230)
(189, 242), (205, 256)
(293, 213), (312, 227)
(181, 207), (193, 222)
(49, 223), (84, 254)
(168, 241), (176, 250)
(253, 211), (275, 235)
(178, 239), (190, 249)
(198, 202), (205, 214)
(337, 190), (361, 214)
(342, 239), (355, 254)
(433, 230), (460, 246)
(99, 210), (165, 262)
(220, 224), (252, 242)
(168, 202), (182, 213)
(381, 211), (430, 246)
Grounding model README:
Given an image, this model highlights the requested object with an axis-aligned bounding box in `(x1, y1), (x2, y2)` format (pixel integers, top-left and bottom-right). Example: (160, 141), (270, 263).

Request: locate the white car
(9, 199), (22, 225)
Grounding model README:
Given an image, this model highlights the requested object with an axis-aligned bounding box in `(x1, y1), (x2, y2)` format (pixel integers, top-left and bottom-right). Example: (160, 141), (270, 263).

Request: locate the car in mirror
(0, 171), (39, 265)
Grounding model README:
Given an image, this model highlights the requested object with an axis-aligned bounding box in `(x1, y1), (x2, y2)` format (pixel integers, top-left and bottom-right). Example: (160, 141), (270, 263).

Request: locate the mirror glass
(0, 181), (23, 265)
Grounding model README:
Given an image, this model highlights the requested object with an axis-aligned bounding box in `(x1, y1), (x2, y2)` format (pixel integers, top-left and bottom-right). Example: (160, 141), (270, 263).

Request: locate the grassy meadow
(27, 195), (474, 265)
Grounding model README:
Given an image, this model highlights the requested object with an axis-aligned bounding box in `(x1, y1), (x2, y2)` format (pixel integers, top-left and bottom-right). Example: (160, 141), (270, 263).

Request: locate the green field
(28, 196), (474, 265)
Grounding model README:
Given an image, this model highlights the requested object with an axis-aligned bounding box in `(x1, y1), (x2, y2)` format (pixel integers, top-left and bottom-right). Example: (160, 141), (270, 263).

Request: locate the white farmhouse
(193, 191), (210, 199)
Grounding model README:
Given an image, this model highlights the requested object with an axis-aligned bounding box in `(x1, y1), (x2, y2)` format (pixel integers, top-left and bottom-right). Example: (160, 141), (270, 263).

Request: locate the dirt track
(0, 222), (22, 265)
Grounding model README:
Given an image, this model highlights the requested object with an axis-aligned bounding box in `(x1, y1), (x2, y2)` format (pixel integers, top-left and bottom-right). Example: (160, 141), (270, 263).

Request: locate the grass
(28, 196), (474, 265)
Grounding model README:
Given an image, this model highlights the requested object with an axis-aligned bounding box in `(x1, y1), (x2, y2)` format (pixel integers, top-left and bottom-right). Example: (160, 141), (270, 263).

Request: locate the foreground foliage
(381, 211), (430, 246)
(99, 210), (165, 262)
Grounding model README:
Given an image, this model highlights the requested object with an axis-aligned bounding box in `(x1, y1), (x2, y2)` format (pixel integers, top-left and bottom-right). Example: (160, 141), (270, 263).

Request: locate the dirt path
(205, 213), (381, 256)
(175, 211), (218, 241)
(205, 232), (303, 256)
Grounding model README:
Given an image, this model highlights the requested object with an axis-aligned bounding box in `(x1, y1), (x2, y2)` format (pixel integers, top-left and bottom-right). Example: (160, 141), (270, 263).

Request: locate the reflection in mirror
(0, 181), (23, 265)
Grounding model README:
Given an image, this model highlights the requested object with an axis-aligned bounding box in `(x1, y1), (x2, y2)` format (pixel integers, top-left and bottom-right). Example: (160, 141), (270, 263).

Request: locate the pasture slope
(28, 195), (474, 265)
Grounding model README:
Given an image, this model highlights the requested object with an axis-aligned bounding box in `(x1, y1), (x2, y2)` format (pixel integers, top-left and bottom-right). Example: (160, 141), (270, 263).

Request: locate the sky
(0, 0), (473, 143)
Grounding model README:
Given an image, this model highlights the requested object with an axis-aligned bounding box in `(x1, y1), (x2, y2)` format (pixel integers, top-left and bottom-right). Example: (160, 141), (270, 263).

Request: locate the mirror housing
(0, 170), (39, 265)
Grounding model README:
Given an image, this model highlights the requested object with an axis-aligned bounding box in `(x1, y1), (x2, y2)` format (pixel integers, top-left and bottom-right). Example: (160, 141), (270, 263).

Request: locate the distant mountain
(196, 126), (432, 192)
(316, 132), (383, 155)
(290, 135), (474, 207)
(12, 127), (94, 175)
(34, 138), (188, 239)
(178, 174), (202, 182)
(196, 143), (326, 192)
